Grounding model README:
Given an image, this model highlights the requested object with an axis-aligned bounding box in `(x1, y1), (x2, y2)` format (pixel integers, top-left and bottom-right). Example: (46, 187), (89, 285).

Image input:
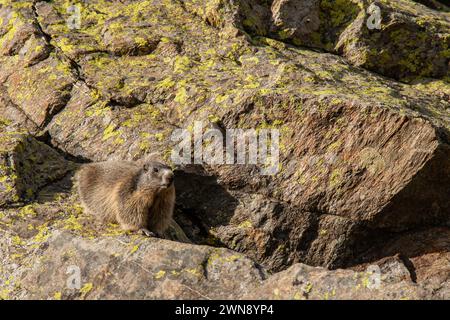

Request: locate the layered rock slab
(1, 225), (447, 299)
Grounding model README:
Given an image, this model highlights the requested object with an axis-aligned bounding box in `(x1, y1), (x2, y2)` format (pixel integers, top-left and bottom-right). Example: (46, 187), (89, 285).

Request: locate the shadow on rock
(173, 165), (239, 246)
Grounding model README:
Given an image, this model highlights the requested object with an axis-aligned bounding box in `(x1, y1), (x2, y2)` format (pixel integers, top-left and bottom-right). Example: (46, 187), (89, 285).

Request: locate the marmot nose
(164, 172), (174, 185)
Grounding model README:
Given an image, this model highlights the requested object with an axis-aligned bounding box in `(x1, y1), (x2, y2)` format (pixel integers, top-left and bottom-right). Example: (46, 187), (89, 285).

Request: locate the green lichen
(329, 168), (343, 188)
(320, 0), (359, 27)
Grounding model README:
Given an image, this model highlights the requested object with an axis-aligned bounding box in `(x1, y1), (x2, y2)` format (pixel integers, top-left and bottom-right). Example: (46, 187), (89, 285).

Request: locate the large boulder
(25, 0), (450, 271)
(1, 222), (447, 299)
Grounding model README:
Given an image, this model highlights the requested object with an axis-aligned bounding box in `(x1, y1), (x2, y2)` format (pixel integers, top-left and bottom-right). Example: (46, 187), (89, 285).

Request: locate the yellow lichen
(237, 220), (252, 229)
(154, 270), (166, 279)
(80, 283), (93, 298)
(130, 245), (139, 254)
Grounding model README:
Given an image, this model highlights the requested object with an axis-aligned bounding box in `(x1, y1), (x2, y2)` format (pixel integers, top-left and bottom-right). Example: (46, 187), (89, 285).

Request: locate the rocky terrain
(0, 0), (449, 299)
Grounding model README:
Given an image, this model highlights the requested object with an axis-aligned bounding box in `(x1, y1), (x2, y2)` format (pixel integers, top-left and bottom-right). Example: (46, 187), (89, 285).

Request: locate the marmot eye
(153, 167), (159, 173)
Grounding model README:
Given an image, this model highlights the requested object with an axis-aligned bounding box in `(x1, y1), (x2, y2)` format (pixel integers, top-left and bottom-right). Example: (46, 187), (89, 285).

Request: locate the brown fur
(76, 160), (175, 236)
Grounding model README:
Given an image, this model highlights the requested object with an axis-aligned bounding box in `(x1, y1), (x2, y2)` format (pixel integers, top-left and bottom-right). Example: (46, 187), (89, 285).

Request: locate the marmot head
(137, 161), (174, 191)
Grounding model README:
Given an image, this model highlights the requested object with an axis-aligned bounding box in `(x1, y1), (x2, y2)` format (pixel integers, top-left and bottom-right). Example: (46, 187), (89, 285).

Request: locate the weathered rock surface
(0, 0), (449, 299)
(184, 0), (450, 81)
(1, 222), (448, 299)
(0, 130), (75, 206)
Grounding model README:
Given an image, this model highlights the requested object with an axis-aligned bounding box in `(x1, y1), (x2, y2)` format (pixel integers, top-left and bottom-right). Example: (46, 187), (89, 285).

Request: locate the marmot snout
(76, 159), (175, 237)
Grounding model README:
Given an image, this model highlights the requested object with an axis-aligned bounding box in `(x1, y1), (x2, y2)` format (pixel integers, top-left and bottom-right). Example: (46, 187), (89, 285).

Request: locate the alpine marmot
(76, 159), (175, 237)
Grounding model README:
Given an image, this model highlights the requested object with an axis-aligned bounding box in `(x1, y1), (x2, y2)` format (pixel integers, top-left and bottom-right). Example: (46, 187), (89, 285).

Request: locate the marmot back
(76, 159), (175, 237)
